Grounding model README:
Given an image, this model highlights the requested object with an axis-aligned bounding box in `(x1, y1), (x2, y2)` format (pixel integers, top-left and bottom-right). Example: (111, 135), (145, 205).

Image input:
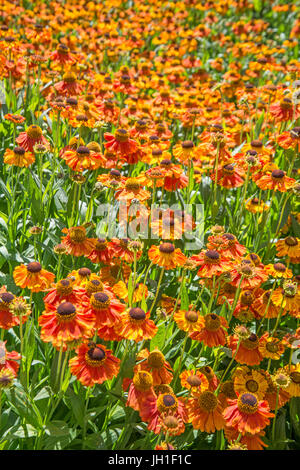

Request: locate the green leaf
(150, 323), (166, 351)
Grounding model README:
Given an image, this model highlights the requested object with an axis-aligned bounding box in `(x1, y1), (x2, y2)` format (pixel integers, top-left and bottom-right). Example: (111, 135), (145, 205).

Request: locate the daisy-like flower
(86, 238), (113, 264)
(135, 348), (173, 385)
(265, 262), (293, 279)
(180, 369), (209, 394)
(69, 342), (120, 387)
(272, 282), (300, 317)
(43, 278), (87, 306)
(199, 365), (219, 391)
(113, 280), (148, 304)
(225, 426), (268, 451)
(233, 366), (269, 400)
(190, 249), (233, 278)
(13, 262), (55, 293)
(142, 392), (187, 435)
(38, 302), (95, 347)
(148, 243), (187, 270)
(16, 125), (49, 152)
(230, 260), (268, 289)
(159, 159), (188, 192)
(173, 309), (203, 333)
(0, 292), (29, 329)
(104, 129), (137, 157)
(227, 333), (263, 366)
(61, 146), (104, 172)
(277, 126), (300, 150)
(159, 412), (185, 437)
(215, 233), (247, 260)
(109, 238), (142, 264)
(190, 313), (228, 347)
(54, 71), (82, 96)
(61, 226), (95, 257)
(275, 237), (300, 264)
(115, 307), (158, 342)
(186, 390), (225, 433)
(115, 178), (151, 204)
(258, 333), (285, 360)
(223, 393), (274, 435)
(3, 146), (35, 167)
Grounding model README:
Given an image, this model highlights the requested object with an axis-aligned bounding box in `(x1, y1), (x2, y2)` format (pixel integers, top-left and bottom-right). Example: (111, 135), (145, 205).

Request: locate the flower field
(0, 0), (300, 452)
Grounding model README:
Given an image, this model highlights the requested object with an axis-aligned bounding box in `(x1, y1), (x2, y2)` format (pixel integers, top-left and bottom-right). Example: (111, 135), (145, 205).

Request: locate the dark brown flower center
(240, 393), (257, 407)
(129, 307), (146, 320)
(78, 268), (91, 277)
(159, 243), (175, 254)
(273, 263), (286, 272)
(13, 146), (26, 155)
(187, 375), (202, 387)
(56, 302), (76, 317)
(272, 169), (285, 179)
(163, 394), (175, 407)
(87, 347), (106, 361)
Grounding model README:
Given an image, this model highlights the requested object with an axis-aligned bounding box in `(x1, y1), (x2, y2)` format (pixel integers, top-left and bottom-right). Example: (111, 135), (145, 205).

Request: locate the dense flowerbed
(0, 0), (299, 451)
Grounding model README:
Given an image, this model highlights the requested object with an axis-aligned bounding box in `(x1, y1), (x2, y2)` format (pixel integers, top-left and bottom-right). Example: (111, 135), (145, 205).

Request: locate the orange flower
(258, 333), (285, 360)
(38, 301), (95, 347)
(104, 129), (137, 157)
(174, 309), (203, 333)
(223, 393), (274, 435)
(252, 289), (281, 319)
(115, 178), (151, 204)
(265, 262), (293, 279)
(109, 238), (142, 264)
(69, 342), (120, 387)
(190, 313), (228, 347)
(114, 307), (158, 342)
(186, 390), (225, 432)
(148, 243), (187, 270)
(16, 125), (49, 152)
(0, 291), (29, 329)
(86, 238), (113, 264)
(61, 226), (95, 257)
(0, 342), (20, 377)
(210, 163), (245, 188)
(43, 278), (86, 306)
(254, 169), (295, 192)
(142, 392), (187, 435)
(230, 260), (268, 289)
(13, 262), (55, 293)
